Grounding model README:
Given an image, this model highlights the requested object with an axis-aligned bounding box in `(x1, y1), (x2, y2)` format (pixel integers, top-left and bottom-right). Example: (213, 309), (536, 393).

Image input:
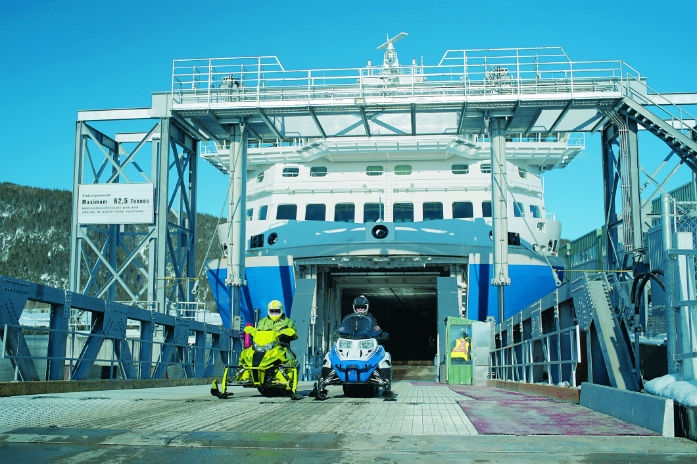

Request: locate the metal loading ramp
(571, 274), (640, 391)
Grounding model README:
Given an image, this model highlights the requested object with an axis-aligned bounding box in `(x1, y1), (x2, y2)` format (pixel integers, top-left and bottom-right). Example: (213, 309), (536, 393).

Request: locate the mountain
(0, 182), (223, 311)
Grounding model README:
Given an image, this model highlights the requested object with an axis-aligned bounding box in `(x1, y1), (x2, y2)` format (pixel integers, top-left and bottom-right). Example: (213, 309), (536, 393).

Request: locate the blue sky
(2, 0), (695, 240)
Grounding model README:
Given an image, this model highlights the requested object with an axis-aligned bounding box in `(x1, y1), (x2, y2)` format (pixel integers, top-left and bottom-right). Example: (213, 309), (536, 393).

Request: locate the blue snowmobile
(311, 313), (395, 400)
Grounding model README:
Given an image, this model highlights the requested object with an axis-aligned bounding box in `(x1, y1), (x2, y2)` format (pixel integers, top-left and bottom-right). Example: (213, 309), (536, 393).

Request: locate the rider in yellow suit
(258, 299), (298, 359)
(211, 299), (301, 399)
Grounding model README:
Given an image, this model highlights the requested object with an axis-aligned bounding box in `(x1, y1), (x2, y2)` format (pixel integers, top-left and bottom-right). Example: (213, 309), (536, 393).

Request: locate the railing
(200, 132), (586, 166)
(491, 192), (696, 388)
(489, 294), (582, 387)
(168, 300), (209, 321)
(659, 197), (697, 375)
(171, 46), (638, 107)
(0, 276), (236, 382)
(1, 322), (218, 382)
(624, 81), (697, 141)
(489, 325), (581, 386)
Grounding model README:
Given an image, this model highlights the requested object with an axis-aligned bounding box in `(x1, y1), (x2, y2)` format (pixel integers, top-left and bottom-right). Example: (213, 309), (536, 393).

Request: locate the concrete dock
(0, 380), (695, 463)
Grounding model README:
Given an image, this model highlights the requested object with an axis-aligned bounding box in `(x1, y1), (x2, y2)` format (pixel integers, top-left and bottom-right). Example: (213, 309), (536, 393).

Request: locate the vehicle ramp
(571, 273), (641, 391)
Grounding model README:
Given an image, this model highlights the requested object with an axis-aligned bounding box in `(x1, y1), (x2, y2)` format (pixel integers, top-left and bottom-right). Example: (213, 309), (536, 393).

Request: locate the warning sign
(77, 183), (154, 224)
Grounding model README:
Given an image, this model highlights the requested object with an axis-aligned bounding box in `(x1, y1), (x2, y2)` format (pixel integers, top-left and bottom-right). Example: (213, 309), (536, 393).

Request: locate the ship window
(482, 201), (492, 217)
(256, 172), (264, 183)
(258, 205), (268, 220)
(282, 167), (300, 178)
(423, 202), (443, 220)
(246, 208), (253, 220)
(276, 204), (297, 220)
(310, 166), (327, 177)
(452, 201), (474, 218)
(514, 202), (525, 217)
(518, 167), (528, 178)
(366, 165), (383, 176)
(480, 163), (492, 174)
(364, 202), (384, 223)
(529, 205), (541, 218)
(334, 203), (355, 222)
(451, 164), (469, 175)
(393, 203), (414, 222)
(394, 165), (412, 175)
(305, 203), (326, 221)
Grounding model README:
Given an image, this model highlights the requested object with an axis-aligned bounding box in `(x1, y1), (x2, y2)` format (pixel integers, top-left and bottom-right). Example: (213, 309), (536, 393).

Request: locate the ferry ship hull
(207, 259), (562, 328)
(206, 218), (564, 329)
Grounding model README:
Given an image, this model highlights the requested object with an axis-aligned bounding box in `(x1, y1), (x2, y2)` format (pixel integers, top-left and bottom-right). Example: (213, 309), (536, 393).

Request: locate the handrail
(623, 81), (697, 140)
(0, 276), (235, 382)
(171, 46), (635, 106)
(1, 323), (212, 382)
(490, 315), (581, 387)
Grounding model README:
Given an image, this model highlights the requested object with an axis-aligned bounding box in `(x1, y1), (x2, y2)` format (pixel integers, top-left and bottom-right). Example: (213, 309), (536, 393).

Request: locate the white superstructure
(233, 133), (578, 257)
(197, 34), (599, 374)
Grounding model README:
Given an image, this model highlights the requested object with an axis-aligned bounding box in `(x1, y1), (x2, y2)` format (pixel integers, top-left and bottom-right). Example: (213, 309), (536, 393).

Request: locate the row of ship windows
(248, 201), (542, 222)
(258, 164), (528, 181)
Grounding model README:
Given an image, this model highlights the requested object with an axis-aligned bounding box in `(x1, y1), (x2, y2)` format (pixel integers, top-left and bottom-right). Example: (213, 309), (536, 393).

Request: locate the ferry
(202, 34), (582, 368)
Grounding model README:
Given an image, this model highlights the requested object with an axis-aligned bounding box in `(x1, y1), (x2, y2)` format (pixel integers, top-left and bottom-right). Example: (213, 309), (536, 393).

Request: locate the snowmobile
(211, 325), (301, 399)
(311, 313), (395, 400)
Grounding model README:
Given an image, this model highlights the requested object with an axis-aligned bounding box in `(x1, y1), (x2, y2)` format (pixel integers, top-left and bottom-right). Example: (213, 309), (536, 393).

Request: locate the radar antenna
(377, 32), (407, 73)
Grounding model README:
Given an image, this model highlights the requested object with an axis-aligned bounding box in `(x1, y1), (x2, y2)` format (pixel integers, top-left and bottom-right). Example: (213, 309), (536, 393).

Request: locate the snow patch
(644, 373), (697, 407)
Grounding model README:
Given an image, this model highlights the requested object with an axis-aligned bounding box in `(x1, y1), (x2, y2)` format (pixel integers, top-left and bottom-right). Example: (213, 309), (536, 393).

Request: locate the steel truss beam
(71, 110), (199, 318)
(0, 276), (234, 381)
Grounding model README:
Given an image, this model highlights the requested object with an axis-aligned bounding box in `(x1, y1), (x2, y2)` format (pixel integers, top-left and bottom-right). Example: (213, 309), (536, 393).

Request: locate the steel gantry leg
(489, 117), (511, 323)
(602, 115), (644, 273)
(226, 123), (248, 357)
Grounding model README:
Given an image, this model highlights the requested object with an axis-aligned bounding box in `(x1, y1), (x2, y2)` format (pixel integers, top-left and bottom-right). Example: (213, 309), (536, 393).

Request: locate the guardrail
(490, 291), (581, 387)
(2, 323), (213, 382)
(0, 277), (237, 382)
(172, 46), (637, 106)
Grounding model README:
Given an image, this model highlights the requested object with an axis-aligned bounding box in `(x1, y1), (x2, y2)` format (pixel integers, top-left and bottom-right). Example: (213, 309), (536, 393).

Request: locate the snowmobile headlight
(337, 339), (353, 350)
(358, 339), (377, 350)
(254, 341), (277, 352)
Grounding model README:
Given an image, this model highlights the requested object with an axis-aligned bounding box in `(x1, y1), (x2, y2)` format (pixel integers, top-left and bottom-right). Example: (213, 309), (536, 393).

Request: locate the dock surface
(1, 380), (695, 463)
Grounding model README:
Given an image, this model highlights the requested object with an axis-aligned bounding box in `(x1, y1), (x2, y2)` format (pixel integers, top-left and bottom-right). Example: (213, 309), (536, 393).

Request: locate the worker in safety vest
(450, 335), (471, 362)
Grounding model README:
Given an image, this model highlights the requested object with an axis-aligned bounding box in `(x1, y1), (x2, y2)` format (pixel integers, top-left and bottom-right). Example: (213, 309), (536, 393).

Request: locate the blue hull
(206, 260), (295, 329)
(469, 263), (564, 321)
(207, 260), (563, 326)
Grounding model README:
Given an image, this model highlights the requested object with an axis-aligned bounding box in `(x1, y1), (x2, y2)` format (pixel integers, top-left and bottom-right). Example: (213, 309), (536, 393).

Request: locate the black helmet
(352, 295), (369, 314)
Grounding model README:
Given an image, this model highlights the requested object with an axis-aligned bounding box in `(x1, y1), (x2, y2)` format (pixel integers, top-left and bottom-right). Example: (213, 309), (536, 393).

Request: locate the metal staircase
(616, 95), (697, 172)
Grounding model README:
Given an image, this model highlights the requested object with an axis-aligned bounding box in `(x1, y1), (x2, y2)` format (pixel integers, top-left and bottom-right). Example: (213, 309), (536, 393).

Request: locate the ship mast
(377, 32), (407, 80)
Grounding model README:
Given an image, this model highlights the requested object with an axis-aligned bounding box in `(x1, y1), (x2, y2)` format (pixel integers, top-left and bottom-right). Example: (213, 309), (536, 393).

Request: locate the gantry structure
(71, 42), (697, 331)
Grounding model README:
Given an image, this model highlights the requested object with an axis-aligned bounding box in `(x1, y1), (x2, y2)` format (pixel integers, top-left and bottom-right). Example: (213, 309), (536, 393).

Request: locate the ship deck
(1, 380), (694, 463)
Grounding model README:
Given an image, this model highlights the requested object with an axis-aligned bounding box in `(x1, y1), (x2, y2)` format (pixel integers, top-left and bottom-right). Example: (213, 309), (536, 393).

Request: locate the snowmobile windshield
(338, 314), (380, 339)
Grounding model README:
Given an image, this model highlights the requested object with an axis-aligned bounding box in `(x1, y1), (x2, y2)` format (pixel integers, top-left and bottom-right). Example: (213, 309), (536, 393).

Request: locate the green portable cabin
(444, 316), (492, 385)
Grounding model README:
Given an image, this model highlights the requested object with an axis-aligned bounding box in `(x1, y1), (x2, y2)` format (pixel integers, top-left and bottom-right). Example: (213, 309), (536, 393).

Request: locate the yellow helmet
(267, 299), (284, 320)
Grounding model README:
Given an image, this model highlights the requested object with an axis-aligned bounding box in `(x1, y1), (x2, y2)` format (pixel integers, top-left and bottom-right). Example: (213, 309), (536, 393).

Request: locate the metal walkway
(1, 381), (695, 463)
(168, 47), (697, 161)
